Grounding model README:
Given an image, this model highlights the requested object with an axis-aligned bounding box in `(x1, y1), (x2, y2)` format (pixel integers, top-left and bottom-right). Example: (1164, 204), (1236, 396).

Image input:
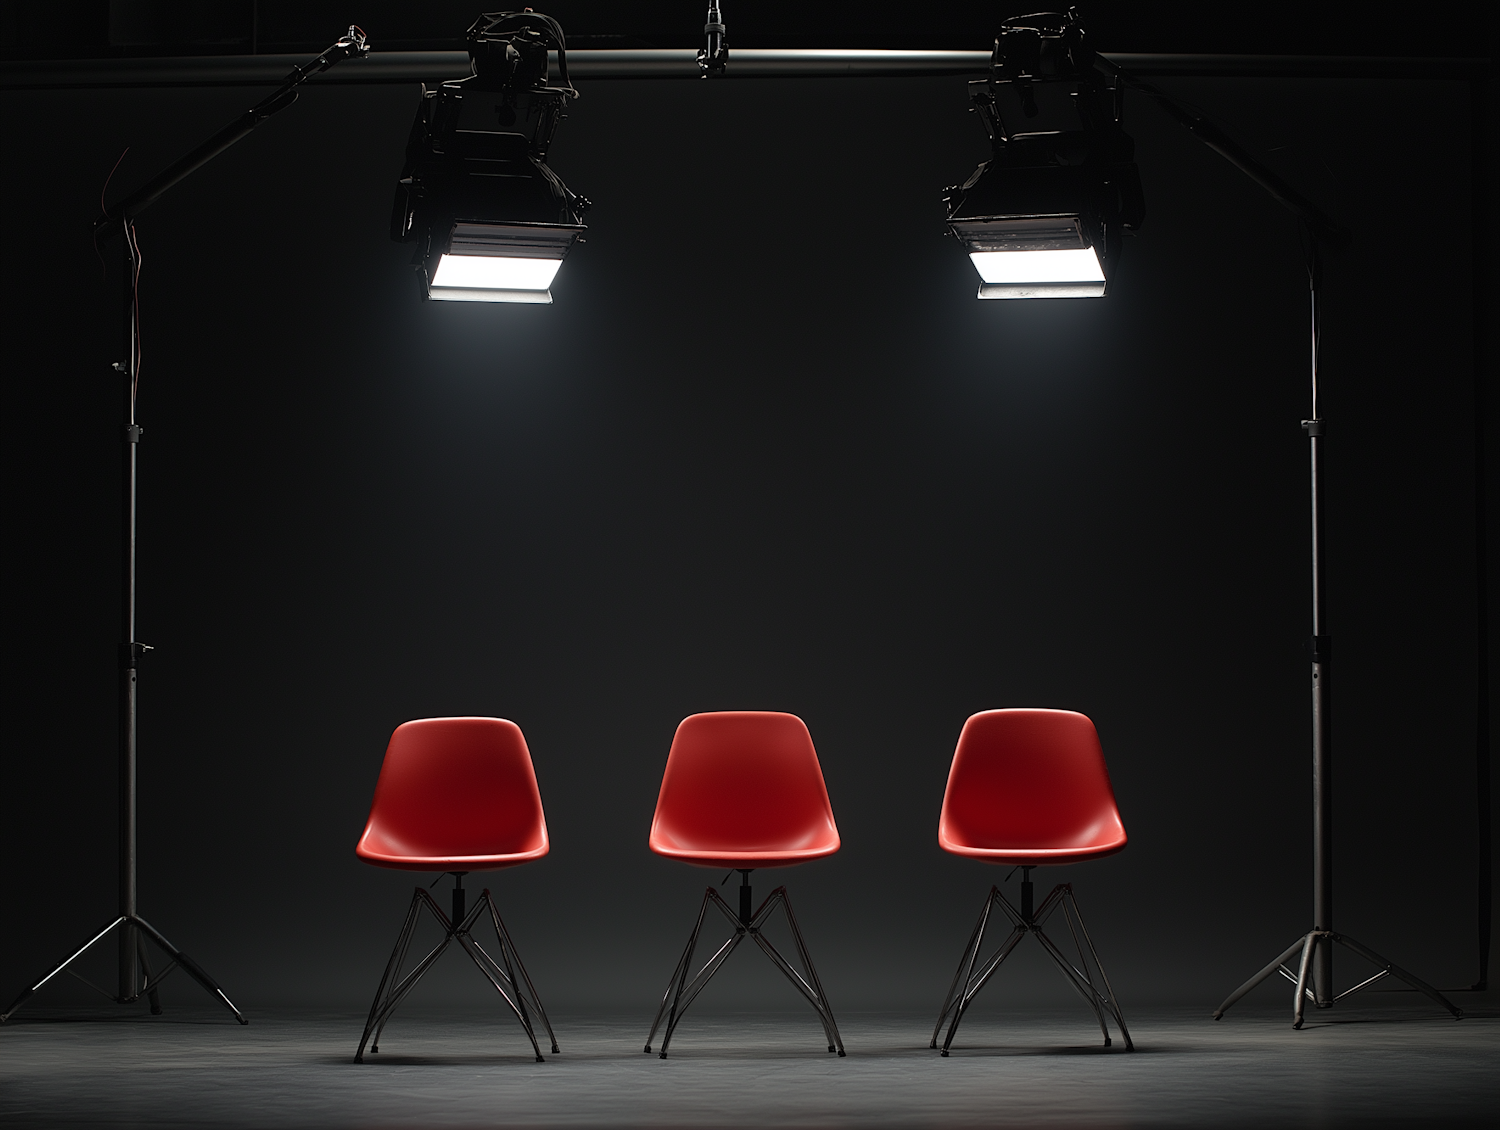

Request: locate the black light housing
(391, 10), (590, 303)
(944, 10), (1144, 299)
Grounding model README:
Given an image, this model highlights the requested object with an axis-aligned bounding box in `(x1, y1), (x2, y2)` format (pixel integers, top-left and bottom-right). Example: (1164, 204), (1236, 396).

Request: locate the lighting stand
(0, 27), (369, 1026)
(1093, 57), (1466, 1029)
(1212, 245), (1463, 1026)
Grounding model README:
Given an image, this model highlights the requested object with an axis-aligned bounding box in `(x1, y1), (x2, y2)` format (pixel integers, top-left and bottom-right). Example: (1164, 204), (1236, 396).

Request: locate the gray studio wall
(0, 69), (1488, 1018)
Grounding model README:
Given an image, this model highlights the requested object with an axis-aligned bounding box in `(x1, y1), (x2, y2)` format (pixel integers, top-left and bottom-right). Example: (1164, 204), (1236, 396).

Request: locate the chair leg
(646, 883), (842, 1059)
(356, 888), (438, 1063)
(645, 896), (706, 1054)
(356, 886), (558, 1064)
(369, 894), (429, 1054)
(455, 932), (544, 1063)
(932, 887), (1000, 1048)
(452, 889), (546, 1062)
(655, 891), (746, 1058)
(931, 888), (996, 1048)
(940, 922), (1027, 1055)
(939, 887), (1030, 1055)
(1062, 882), (1128, 1050)
(935, 884), (1132, 1054)
(486, 893), (561, 1053)
(751, 887), (844, 1055)
(1032, 926), (1112, 1045)
(1029, 888), (1120, 1048)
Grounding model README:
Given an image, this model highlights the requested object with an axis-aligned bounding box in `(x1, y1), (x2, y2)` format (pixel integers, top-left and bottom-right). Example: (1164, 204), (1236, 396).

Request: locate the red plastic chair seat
(356, 717), (549, 872)
(649, 711), (840, 868)
(938, 708), (1126, 865)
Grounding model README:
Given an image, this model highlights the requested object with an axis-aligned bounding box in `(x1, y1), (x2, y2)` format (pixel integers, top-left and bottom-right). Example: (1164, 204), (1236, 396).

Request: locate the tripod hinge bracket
(1301, 419), (1324, 437)
(125, 425), (143, 443)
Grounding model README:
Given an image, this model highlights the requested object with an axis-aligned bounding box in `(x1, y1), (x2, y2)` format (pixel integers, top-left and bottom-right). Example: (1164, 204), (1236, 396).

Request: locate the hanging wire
(95, 147), (131, 277)
(1294, 218), (1323, 420)
(124, 223), (143, 416)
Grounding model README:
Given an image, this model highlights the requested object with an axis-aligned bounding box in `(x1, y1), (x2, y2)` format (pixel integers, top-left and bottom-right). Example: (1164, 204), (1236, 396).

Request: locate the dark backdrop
(0, 66), (1491, 1015)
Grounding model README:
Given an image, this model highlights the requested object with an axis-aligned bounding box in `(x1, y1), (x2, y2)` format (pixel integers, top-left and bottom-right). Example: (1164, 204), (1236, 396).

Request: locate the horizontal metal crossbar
(2, 50), (1481, 91)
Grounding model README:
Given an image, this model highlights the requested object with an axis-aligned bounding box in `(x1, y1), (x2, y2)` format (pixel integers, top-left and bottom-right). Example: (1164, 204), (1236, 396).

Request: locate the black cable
(468, 10), (579, 96)
(95, 147), (130, 277)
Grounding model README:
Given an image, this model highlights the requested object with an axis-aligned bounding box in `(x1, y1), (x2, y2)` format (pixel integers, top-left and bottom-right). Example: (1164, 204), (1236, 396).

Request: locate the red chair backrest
(939, 709), (1125, 852)
(360, 717), (547, 860)
(650, 711), (839, 856)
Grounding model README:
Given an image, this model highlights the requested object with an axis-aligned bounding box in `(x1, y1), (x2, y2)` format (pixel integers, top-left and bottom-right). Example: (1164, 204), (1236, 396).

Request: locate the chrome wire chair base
(0, 913), (245, 1025)
(354, 880), (558, 1064)
(1213, 929), (1464, 1028)
(645, 875), (845, 1059)
(932, 877), (1132, 1054)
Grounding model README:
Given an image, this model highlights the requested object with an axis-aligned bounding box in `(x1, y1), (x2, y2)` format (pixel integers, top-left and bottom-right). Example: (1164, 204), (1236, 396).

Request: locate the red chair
(644, 711), (845, 1058)
(931, 708), (1133, 1053)
(353, 717), (558, 1063)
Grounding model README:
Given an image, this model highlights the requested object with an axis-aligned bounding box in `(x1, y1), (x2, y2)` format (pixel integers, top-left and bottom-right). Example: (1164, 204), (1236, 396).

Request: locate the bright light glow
(968, 247), (1105, 285)
(428, 287), (553, 304)
(432, 254), (562, 292)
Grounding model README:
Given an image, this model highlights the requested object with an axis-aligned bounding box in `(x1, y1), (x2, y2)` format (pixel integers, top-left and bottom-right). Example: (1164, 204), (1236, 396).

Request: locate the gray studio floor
(2, 998), (1498, 1128)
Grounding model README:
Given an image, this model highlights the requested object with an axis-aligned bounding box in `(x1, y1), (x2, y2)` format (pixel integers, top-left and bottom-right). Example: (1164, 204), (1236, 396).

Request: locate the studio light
(391, 10), (589, 304)
(944, 10), (1144, 299)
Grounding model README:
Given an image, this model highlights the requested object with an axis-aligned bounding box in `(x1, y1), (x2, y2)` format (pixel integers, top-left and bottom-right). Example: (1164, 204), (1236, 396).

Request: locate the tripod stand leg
(136, 935), (162, 1015)
(129, 916), (245, 1024)
(0, 918), (125, 1023)
(1213, 935), (1309, 1019)
(1292, 933), (1317, 1029)
(1333, 933), (1464, 1019)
